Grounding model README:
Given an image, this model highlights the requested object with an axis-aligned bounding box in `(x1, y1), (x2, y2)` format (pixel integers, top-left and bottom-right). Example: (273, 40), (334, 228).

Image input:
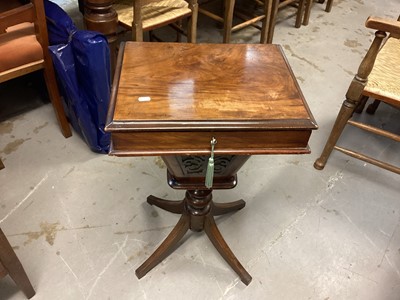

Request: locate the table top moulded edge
(105, 42), (318, 157)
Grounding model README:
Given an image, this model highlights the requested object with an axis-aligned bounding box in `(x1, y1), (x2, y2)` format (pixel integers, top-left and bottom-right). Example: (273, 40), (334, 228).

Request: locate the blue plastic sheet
(45, 0), (111, 153)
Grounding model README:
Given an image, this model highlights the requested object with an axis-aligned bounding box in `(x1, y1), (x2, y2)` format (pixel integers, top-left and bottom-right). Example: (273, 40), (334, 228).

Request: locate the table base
(135, 189), (252, 285)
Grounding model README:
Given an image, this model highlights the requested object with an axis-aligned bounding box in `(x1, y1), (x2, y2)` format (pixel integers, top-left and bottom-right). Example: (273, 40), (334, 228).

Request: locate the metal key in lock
(205, 137), (217, 189)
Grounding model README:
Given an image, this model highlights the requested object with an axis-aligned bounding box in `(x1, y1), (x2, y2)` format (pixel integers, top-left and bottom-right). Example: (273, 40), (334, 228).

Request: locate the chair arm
(366, 16), (400, 36)
(0, 3), (34, 33)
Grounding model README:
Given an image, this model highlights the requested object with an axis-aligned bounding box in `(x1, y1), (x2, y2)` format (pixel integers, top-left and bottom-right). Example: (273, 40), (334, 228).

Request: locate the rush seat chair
(113, 0), (198, 42)
(314, 16), (400, 174)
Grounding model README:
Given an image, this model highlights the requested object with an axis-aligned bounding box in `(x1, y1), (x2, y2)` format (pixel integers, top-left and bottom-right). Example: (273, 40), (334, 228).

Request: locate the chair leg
(295, 0), (306, 28)
(0, 229), (35, 299)
(303, 0), (313, 25)
(313, 96), (357, 170)
(325, 0), (333, 12)
(260, 0), (273, 43)
(43, 61), (72, 138)
(0, 158), (4, 170)
(267, 0), (279, 43)
(187, 2), (198, 43)
(366, 99), (381, 115)
(223, 0), (235, 43)
(354, 95), (369, 113)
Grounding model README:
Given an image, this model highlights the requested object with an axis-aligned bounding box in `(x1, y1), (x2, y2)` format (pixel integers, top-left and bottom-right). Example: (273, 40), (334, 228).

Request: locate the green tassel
(205, 138), (217, 189)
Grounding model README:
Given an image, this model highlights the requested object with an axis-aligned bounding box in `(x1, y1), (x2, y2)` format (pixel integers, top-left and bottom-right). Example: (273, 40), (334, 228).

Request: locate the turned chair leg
(0, 229), (35, 299)
(313, 97), (357, 170)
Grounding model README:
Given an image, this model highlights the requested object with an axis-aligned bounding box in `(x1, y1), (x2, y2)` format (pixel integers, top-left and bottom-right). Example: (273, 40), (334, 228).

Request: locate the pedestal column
(82, 0), (118, 73)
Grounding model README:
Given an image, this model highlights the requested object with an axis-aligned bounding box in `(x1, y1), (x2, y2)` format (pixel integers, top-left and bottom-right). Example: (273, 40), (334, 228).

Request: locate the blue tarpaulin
(44, 0), (111, 153)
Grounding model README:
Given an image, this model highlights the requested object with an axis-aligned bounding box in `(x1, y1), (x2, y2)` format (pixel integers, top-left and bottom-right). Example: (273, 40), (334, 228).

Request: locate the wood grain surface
(106, 42), (317, 155)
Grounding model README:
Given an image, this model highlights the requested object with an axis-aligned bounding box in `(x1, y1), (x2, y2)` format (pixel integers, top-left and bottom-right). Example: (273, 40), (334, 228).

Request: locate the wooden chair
(0, 0), (72, 138)
(314, 16), (400, 174)
(303, 0), (333, 26)
(267, 0), (306, 43)
(198, 0), (273, 43)
(113, 0), (198, 42)
(0, 228), (35, 299)
(198, 0), (304, 44)
(0, 158), (4, 170)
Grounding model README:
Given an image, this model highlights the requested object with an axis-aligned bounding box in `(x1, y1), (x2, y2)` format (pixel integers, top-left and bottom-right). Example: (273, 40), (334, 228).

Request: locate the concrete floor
(1, 0), (399, 299)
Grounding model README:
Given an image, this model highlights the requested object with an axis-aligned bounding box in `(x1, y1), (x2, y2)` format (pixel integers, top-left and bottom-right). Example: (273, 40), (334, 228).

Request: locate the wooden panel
(106, 42), (317, 157)
(107, 42), (316, 126)
(366, 16), (400, 36)
(109, 130), (311, 156)
(0, 60), (44, 83)
(0, 3), (34, 32)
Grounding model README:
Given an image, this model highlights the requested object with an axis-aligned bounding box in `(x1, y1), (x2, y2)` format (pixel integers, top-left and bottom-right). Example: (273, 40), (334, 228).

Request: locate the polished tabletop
(106, 42), (317, 156)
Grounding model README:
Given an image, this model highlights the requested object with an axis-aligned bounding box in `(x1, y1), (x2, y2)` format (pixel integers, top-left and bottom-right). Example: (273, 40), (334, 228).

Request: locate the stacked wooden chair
(198, 0), (305, 43)
(0, 0), (71, 138)
(267, 0), (306, 43)
(113, 0), (198, 42)
(198, 0), (273, 43)
(303, 0), (333, 26)
(314, 16), (400, 174)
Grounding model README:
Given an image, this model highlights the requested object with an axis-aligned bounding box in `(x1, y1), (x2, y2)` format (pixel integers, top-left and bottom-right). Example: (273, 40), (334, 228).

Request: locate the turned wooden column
(82, 0), (118, 73)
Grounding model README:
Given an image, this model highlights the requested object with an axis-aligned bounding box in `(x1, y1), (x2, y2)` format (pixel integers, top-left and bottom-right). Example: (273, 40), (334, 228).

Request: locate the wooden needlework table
(105, 42), (317, 285)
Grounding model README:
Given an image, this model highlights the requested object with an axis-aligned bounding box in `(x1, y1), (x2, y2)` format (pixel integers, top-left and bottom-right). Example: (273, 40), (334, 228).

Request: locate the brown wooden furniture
(0, 228), (35, 299)
(81, 0), (119, 72)
(314, 16), (400, 174)
(198, 0), (304, 43)
(303, 0), (333, 26)
(267, 0), (306, 43)
(0, 158), (4, 170)
(0, 0), (72, 138)
(198, 0), (273, 43)
(113, 0), (198, 42)
(106, 42), (317, 284)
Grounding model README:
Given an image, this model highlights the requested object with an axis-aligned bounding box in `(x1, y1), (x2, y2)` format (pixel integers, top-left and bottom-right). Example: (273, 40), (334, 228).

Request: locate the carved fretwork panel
(179, 155), (235, 177)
